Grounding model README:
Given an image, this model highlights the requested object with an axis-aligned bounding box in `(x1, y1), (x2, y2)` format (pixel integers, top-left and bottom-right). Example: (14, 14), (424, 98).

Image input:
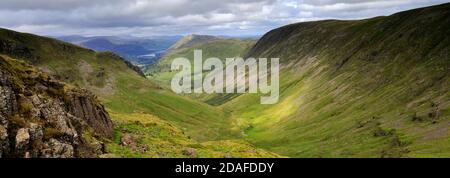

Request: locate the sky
(0, 0), (448, 37)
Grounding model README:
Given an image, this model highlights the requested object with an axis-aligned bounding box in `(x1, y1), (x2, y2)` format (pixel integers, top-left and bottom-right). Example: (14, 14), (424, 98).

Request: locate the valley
(147, 3), (450, 158)
(0, 3), (449, 158)
(0, 28), (276, 157)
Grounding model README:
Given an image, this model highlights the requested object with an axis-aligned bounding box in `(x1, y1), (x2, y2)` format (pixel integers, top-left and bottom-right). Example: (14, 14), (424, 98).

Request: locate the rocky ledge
(0, 55), (113, 158)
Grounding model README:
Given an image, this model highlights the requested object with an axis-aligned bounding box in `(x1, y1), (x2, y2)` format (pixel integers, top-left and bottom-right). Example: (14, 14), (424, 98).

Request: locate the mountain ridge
(223, 2), (449, 157)
(168, 34), (220, 51)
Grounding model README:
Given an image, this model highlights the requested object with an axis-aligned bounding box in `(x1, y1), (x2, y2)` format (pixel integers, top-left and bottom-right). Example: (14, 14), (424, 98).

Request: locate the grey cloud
(0, 0), (126, 10)
(0, 0), (448, 36)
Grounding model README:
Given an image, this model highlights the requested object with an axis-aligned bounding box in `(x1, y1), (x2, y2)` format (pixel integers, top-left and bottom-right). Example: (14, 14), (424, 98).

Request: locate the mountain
(146, 36), (256, 104)
(0, 28), (278, 157)
(147, 36), (255, 75)
(0, 55), (113, 158)
(81, 38), (117, 51)
(168, 34), (219, 51)
(55, 35), (87, 43)
(57, 35), (182, 67)
(220, 3), (449, 157)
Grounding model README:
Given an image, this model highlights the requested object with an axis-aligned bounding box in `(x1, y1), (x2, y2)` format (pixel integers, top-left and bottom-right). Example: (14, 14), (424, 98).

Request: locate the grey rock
(29, 123), (43, 141)
(16, 128), (30, 149)
(0, 73), (18, 115)
(42, 139), (74, 158)
(183, 148), (198, 158)
(0, 124), (8, 158)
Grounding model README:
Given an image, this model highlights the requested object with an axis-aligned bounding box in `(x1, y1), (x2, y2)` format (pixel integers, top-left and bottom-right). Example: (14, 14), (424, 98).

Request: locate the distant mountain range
(56, 35), (182, 67)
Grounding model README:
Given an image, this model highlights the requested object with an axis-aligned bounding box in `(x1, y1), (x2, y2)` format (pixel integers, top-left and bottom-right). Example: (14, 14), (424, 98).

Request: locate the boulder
(15, 128), (30, 149)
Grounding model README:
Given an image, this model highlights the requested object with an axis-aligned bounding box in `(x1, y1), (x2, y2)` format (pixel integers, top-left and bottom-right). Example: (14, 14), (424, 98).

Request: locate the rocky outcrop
(0, 38), (38, 64)
(0, 55), (113, 158)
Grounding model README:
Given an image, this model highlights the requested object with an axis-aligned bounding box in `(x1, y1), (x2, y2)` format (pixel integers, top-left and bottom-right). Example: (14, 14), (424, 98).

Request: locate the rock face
(0, 55), (113, 158)
(0, 38), (37, 64)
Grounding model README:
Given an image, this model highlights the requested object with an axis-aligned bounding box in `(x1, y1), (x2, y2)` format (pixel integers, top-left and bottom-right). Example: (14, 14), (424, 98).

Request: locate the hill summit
(169, 34), (219, 50)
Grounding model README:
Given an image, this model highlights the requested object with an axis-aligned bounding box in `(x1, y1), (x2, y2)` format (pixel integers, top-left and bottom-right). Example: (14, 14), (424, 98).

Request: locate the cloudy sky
(0, 0), (448, 37)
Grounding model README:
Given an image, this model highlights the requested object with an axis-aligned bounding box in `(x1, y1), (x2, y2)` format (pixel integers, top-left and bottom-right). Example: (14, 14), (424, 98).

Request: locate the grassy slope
(221, 3), (450, 158)
(0, 28), (258, 154)
(104, 112), (279, 158)
(146, 38), (255, 105)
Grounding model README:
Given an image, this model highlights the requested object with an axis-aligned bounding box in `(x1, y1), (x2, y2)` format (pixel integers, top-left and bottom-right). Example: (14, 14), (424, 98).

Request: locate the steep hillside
(0, 55), (113, 158)
(222, 3), (450, 157)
